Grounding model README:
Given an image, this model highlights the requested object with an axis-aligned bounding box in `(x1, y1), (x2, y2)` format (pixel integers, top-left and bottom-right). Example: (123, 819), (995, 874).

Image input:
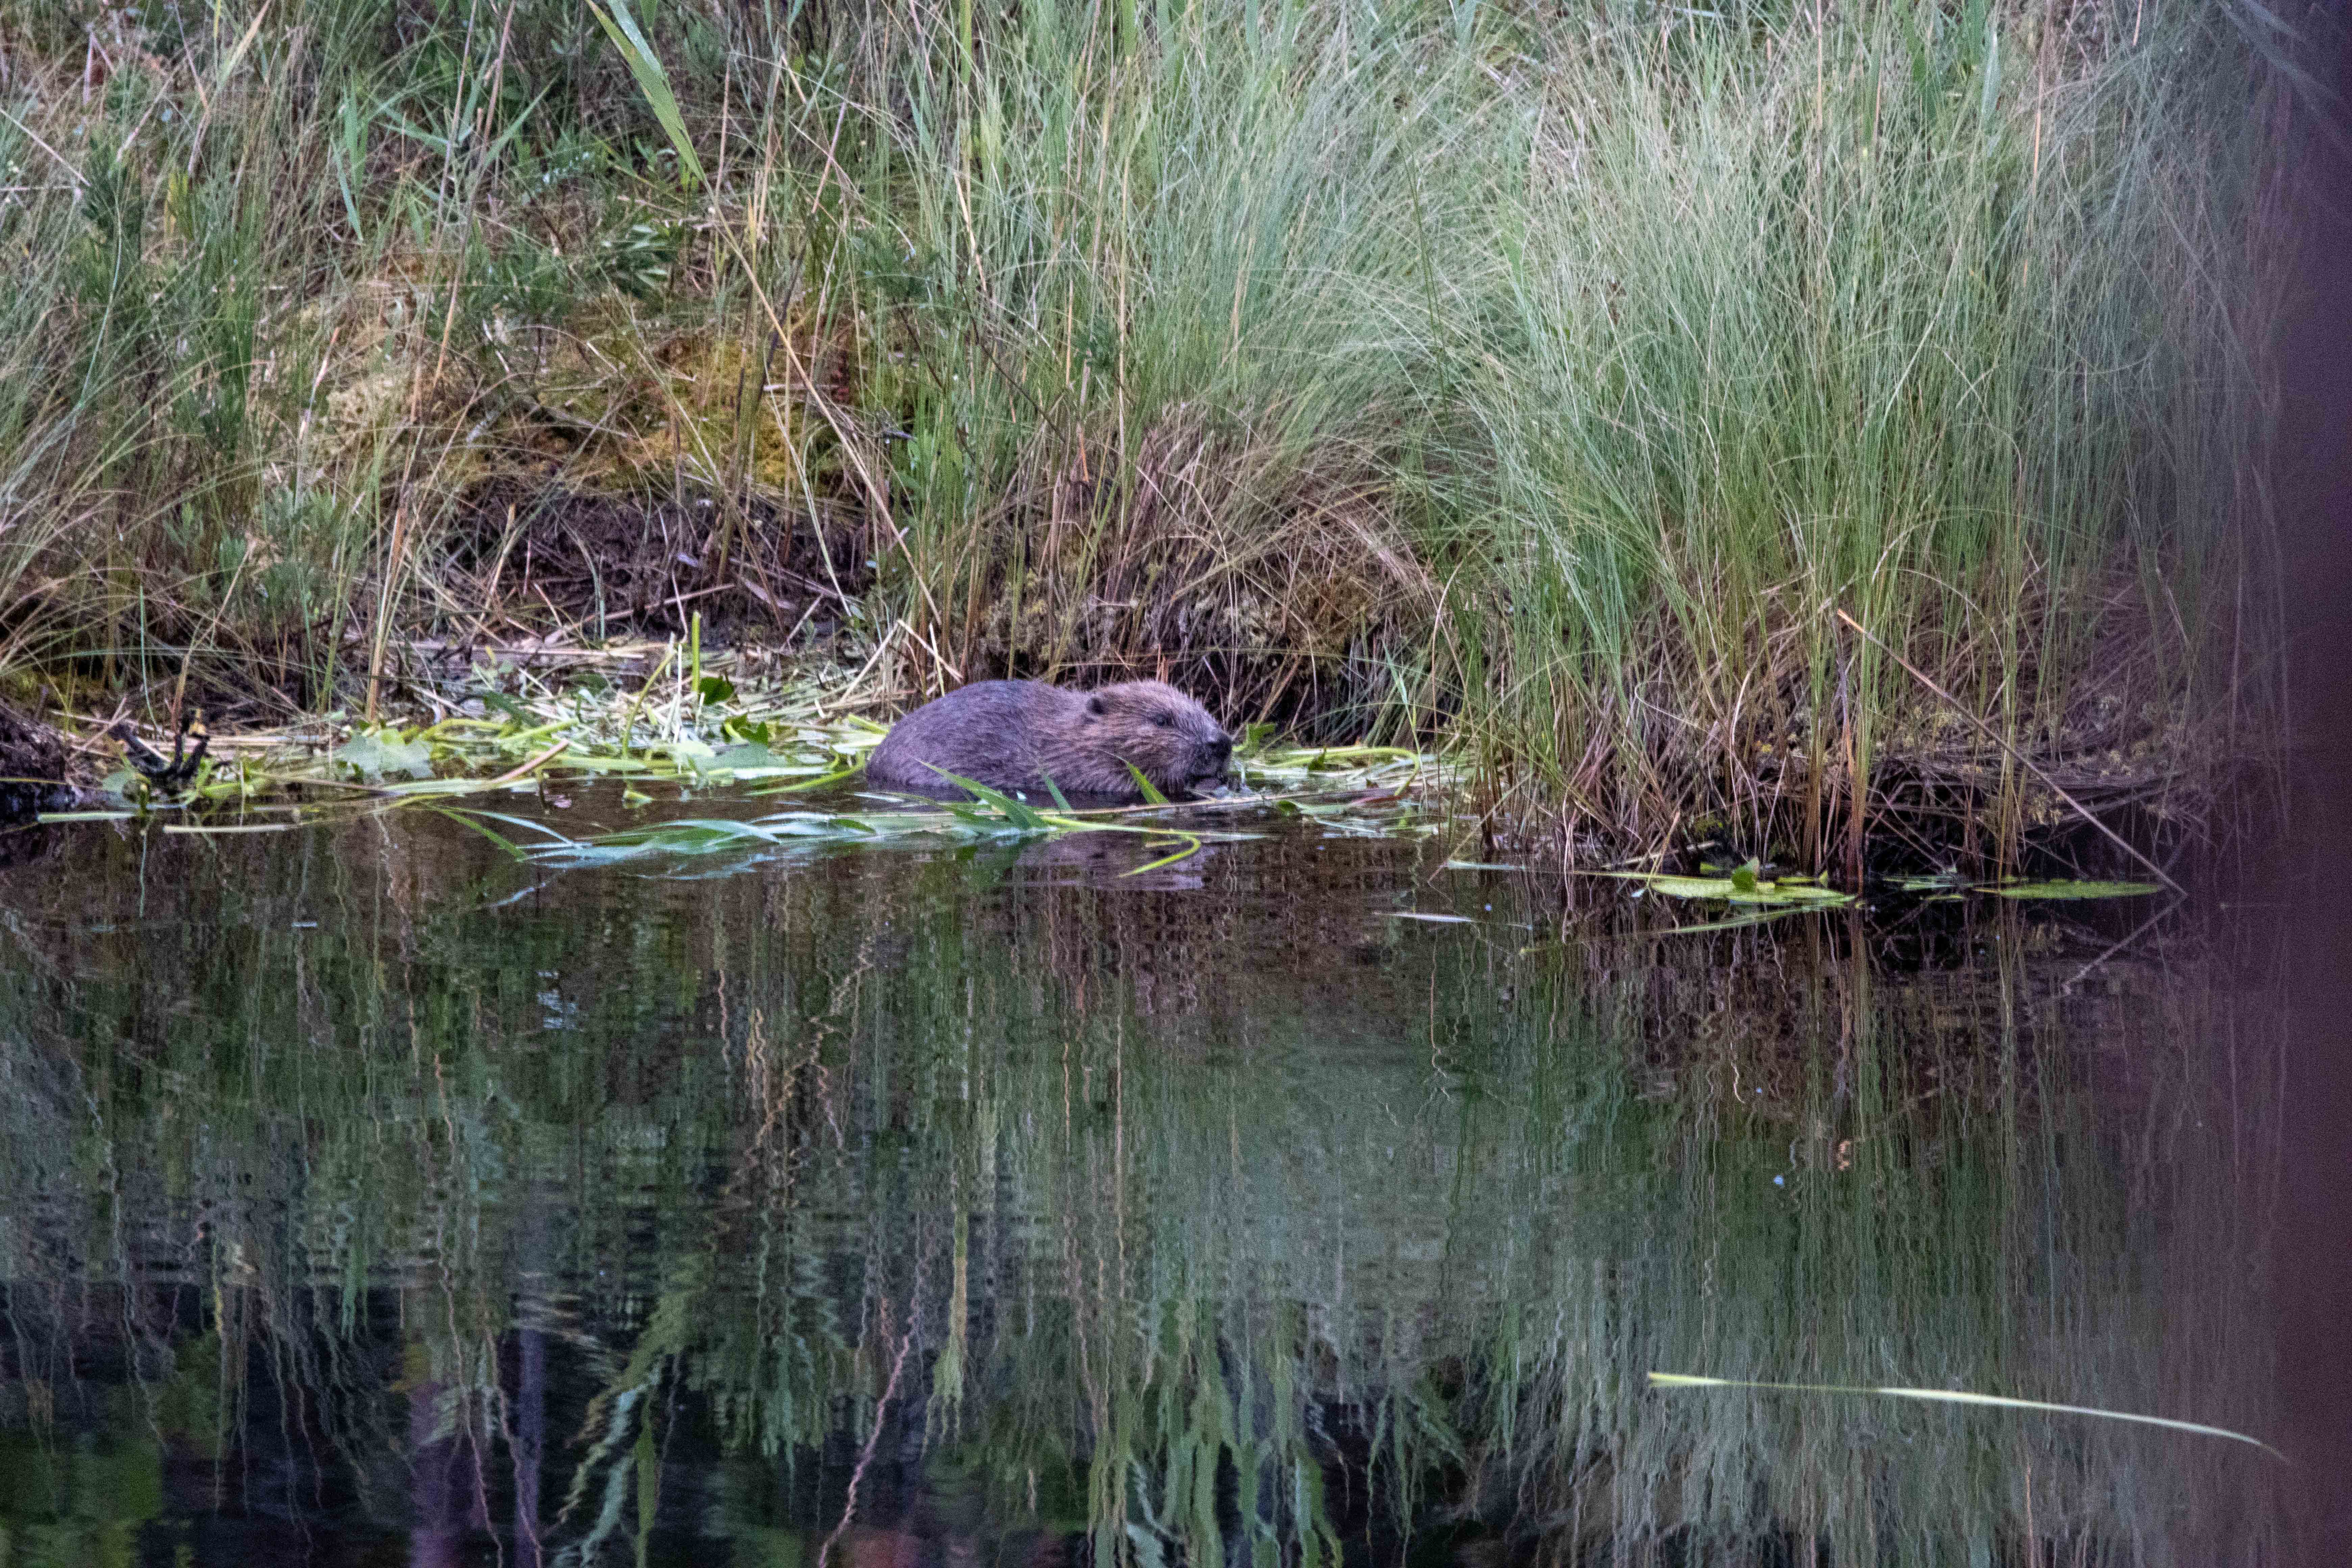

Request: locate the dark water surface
(0, 791), (2286, 1565)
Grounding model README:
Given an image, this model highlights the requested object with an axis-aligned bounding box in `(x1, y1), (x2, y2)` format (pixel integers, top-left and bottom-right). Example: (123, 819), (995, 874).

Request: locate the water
(0, 788), (2285, 1565)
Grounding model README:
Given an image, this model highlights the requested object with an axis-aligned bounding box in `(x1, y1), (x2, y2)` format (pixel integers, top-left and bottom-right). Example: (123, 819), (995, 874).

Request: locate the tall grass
(0, 0), (2299, 863)
(1442, 3), (2289, 866)
(858, 0), (1494, 713)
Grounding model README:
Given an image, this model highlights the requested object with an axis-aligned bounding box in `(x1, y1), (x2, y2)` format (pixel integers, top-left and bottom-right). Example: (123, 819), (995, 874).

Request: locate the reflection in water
(0, 798), (2285, 1565)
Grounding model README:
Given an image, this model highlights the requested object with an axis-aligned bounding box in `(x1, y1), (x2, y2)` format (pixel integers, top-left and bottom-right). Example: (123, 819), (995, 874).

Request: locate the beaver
(866, 680), (1233, 801)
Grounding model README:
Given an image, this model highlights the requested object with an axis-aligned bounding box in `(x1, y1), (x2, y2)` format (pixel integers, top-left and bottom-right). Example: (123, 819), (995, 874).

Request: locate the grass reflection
(0, 810), (2282, 1565)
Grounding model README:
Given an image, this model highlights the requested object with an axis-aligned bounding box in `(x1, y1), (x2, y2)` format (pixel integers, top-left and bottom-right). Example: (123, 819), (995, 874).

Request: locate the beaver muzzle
(1191, 733), (1235, 789)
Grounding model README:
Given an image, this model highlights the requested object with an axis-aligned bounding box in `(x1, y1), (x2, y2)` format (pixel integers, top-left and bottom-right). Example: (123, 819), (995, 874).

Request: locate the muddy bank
(0, 701), (70, 824)
(440, 478), (875, 646)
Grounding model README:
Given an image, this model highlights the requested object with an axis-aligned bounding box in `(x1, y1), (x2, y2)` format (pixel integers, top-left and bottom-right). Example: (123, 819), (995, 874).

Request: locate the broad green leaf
(721, 714), (771, 744)
(333, 729), (435, 781)
(712, 743), (779, 772)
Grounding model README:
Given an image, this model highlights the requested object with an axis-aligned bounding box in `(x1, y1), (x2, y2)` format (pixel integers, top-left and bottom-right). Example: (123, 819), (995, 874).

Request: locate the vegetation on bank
(0, 0), (2302, 866)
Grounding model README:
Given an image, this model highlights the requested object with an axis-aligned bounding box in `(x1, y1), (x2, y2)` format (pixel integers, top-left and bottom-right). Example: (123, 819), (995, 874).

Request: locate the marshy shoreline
(0, 0), (2309, 873)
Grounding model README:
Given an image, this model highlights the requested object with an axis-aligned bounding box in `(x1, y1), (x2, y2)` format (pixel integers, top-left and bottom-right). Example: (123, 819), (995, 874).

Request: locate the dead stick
(2060, 901), (2176, 995)
(1834, 608), (2183, 894)
(816, 1298), (916, 1568)
(485, 739), (570, 787)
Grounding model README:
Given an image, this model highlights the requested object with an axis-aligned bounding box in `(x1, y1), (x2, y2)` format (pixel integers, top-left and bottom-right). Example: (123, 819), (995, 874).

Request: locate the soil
(442, 480), (875, 644)
(0, 699), (71, 824)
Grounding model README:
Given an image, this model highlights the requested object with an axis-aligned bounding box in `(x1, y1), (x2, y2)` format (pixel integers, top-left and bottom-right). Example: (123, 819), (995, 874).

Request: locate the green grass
(0, 0), (2302, 867)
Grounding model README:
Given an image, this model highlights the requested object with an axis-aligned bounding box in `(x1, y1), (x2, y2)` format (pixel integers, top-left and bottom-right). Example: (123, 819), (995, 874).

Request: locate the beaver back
(867, 680), (1231, 800)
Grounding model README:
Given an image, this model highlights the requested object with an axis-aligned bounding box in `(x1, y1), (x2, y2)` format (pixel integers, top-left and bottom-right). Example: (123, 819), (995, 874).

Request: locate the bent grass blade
(1647, 1373), (2283, 1459)
(1123, 830), (1207, 877)
(445, 810), (587, 850)
(585, 0), (706, 188)
(424, 807), (553, 859)
(1121, 762), (1173, 807)
(1645, 906), (1837, 938)
(922, 767), (1052, 831)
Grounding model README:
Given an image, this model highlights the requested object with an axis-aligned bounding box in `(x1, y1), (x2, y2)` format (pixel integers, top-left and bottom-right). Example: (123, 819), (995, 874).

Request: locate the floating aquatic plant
(499, 755), (1447, 879)
(37, 644), (1443, 867)
(1597, 861), (1853, 909)
(1985, 880), (2166, 901)
(54, 645), (1439, 828)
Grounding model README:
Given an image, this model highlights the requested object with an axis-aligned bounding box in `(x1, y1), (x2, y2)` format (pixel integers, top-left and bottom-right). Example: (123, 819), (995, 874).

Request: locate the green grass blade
(1123, 833), (1205, 876)
(456, 811), (587, 849)
(1123, 763), (1171, 806)
(922, 766), (1050, 831)
(749, 765), (865, 796)
(586, 0), (706, 188)
(1987, 881), (2165, 900)
(1648, 1373), (2283, 1459)
(425, 806), (530, 858)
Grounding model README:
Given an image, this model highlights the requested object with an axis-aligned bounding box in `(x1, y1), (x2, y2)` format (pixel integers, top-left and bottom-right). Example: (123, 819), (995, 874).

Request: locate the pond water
(0, 788), (2287, 1566)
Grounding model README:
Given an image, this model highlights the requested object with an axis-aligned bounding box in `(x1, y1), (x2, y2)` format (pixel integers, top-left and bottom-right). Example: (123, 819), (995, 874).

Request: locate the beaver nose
(1209, 734), (1233, 766)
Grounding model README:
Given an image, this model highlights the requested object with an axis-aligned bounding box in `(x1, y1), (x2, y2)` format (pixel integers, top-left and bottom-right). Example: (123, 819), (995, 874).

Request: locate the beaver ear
(1085, 694), (1107, 718)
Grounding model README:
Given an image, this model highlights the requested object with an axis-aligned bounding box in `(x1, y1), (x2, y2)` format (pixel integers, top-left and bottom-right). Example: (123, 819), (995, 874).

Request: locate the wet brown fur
(867, 680), (1233, 801)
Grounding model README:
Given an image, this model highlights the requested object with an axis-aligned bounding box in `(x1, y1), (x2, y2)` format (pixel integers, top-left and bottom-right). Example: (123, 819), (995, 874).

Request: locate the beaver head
(1060, 681), (1234, 797)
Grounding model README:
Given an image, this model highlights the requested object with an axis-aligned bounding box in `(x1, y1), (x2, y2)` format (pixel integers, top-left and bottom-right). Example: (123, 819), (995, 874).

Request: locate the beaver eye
(1154, 713), (1173, 728)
